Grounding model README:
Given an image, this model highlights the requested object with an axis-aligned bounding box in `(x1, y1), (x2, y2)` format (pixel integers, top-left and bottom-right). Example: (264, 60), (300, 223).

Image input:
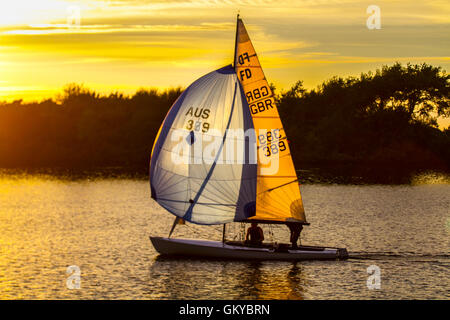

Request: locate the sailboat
(149, 16), (348, 260)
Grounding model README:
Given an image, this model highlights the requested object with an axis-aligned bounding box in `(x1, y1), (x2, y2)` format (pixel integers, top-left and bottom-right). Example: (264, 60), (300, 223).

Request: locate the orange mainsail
(234, 16), (306, 223)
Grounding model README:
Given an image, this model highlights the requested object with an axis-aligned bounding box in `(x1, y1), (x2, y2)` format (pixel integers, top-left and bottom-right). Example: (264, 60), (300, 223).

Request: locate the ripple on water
(0, 174), (449, 299)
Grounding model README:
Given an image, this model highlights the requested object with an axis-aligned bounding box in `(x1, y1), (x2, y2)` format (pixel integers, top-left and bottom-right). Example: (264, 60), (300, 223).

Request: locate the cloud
(0, 0), (448, 102)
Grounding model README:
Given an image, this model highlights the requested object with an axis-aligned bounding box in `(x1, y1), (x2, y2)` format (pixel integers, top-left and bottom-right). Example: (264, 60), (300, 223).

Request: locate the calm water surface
(0, 173), (448, 299)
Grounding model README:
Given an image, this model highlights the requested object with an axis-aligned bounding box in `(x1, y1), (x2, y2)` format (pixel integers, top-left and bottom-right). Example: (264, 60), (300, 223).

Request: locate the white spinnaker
(150, 66), (257, 225)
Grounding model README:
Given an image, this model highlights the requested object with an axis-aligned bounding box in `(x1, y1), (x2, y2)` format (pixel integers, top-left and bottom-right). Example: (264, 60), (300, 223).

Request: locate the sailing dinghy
(149, 16), (348, 261)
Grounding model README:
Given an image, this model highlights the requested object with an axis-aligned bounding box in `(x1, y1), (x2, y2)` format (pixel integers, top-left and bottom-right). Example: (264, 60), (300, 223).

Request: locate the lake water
(0, 172), (448, 299)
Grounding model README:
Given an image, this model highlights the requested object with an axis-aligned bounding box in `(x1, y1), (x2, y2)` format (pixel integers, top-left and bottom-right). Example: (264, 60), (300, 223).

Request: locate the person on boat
(287, 222), (303, 249)
(245, 222), (264, 246)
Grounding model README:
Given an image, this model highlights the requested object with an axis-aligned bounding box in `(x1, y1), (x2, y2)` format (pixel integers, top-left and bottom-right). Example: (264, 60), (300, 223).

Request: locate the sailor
(287, 222), (303, 249)
(245, 222), (264, 246)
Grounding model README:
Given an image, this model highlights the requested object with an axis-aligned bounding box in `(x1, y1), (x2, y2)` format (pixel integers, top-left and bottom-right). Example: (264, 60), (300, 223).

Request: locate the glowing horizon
(0, 1), (449, 126)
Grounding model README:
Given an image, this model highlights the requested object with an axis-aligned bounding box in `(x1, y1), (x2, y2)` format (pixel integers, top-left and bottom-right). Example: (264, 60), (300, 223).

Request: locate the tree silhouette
(0, 63), (448, 182)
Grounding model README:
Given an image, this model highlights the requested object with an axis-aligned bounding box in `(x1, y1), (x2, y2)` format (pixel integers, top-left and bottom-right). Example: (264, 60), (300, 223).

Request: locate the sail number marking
(249, 98), (274, 115)
(258, 129), (287, 157)
(239, 68), (252, 81)
(185, 107), (210, 133)
(238, 52), (251, 65)
(245, 85), (270, 103)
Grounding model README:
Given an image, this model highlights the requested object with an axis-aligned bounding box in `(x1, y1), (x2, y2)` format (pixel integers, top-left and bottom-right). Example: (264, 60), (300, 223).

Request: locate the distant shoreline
(1, 63), (448, 182)
(1, 165), (448, 185)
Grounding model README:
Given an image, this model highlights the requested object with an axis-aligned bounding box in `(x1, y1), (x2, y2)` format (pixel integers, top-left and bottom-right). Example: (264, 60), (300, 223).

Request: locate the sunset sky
(1, 1), (449, 110)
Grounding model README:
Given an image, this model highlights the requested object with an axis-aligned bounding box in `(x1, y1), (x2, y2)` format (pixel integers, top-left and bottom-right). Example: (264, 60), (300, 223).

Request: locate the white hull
(150, 237), (348, 261)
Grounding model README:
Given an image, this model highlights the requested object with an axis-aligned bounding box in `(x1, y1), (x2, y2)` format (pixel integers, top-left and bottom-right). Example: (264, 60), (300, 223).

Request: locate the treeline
(0, 63), (448, 179)
(277, 63), (450, 174)
(0, 86), (182, 169)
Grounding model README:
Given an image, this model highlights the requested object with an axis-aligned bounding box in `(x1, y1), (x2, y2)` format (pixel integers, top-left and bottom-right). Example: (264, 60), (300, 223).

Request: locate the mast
(222, 224), (226, 244)
(168, 216), (180, 238)
(233, 14), (240, 68)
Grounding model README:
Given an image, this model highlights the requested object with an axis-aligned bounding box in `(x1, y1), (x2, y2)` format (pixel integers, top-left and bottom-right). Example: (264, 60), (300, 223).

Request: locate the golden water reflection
(150, 258), (308, 300)
(1, 173), (449, 299)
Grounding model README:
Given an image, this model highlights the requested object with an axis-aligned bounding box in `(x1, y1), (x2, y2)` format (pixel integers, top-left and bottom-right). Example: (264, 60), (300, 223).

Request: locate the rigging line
(183, 82), (239, 221)
(259, 178), (301, 194)
(168, 216), (180, 238)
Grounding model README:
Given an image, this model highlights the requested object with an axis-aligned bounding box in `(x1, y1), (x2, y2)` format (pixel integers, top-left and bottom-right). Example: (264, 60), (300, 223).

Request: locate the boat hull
(150, 237), (348, 261)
